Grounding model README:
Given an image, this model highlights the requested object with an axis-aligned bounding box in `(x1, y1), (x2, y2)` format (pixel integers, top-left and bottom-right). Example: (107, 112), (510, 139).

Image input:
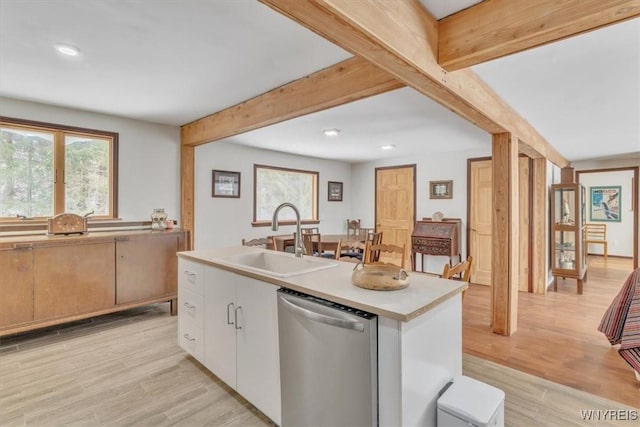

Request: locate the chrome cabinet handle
(183, 302), (196, 309)
(183, 333), (196, 342)
(234, 306), (242, 330)
(227, 302), (235, 325)
(183, 270), (196, 277)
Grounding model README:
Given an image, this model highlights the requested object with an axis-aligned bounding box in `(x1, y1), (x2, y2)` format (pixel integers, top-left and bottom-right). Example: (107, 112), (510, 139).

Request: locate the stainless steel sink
(218, 251), (338, 278)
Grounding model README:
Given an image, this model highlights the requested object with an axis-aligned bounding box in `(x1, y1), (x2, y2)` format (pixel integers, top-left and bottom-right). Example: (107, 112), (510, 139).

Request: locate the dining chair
(296, 232), (322, 256)
(367, 232), (384, 262)
(441, 256), (473, 300)
(301, 227), (320, 234)
(241, 237), (273, 249)
(365, 241), (406, 269)
(346, 219), (361, 238)
(335, 239), (366, 262)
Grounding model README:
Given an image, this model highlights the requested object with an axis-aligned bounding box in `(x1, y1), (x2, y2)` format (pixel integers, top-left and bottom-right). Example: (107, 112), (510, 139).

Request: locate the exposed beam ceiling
(181, 56), (403, 146)
(439, 0), (640, 71)
(258, 0), (568, 167)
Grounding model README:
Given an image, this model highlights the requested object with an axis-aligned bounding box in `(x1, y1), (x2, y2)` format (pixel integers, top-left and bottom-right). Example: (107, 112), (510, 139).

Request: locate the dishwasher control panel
(278, 287), (376, 320)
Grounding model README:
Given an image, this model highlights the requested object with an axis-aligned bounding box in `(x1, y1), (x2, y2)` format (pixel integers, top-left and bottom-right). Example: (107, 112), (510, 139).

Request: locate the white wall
(0, 97), (181, 221)
(350, 146), (490, 273)
(194, 142), (351, 249)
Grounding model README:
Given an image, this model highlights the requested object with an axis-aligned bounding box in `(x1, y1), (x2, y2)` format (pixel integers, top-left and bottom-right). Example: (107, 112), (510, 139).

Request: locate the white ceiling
(0, 1), (638, 163)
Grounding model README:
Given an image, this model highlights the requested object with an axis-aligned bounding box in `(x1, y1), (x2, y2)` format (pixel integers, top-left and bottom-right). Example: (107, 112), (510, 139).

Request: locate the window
(0, 117), (117, 219)
(253, 164), (318, 225)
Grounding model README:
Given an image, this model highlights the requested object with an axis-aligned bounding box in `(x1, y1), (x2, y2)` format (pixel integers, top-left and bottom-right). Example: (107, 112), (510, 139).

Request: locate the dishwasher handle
(279, 295), (365, 332)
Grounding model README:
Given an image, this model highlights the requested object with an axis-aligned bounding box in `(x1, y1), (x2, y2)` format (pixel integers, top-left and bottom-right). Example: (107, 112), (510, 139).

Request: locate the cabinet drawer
(178, 258), (205, 296)
(178, 288), (204, 362)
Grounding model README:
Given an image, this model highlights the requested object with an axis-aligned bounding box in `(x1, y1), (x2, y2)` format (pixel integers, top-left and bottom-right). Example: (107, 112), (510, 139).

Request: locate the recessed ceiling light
(381, 144), (396, 150)
(322, 128), (340, 137)
(55, 44), (80, 57)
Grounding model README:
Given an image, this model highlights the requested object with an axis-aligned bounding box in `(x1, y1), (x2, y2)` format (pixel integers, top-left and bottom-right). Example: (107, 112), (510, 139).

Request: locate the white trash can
(437, 375), (505, 427)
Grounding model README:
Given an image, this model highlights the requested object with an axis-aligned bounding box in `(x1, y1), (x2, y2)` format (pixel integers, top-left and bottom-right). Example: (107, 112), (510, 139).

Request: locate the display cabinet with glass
(551, 183), (587, 294)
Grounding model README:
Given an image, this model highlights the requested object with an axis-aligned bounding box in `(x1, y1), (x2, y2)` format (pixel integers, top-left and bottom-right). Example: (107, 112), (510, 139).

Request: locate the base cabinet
(116, 234), (181, 304)
(177, 260), (281, 425)
(0, 229), (186, 336)
(34, 241), (116, 320)
(0, 247), (34, 327)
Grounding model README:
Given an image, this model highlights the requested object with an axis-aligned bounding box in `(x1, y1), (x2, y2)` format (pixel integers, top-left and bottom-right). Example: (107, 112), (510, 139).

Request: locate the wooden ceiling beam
(259, 0), (569, 167)
(181, 56), (404, 146)
(439, 0), (640, 71)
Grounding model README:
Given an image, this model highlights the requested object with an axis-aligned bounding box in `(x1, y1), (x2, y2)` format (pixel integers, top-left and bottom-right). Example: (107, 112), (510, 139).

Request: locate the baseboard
(587, 253), (633, 259)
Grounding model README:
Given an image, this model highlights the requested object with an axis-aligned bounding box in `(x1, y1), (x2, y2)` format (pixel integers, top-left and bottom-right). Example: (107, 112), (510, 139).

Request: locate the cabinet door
(235, 276), (281, 425)
(33, 242), (115, 320)
(203, 267), (237, 389)
(0, 247), (34, 327)
(116, 235), (179, 304)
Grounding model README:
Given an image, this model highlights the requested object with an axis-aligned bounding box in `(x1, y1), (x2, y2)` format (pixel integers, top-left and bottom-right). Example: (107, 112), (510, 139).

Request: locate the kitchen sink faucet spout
(271, 202), (304, 258)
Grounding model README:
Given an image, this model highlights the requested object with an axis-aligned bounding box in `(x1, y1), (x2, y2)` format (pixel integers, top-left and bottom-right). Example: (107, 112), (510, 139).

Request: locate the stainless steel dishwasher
(277, 287), (378, 427)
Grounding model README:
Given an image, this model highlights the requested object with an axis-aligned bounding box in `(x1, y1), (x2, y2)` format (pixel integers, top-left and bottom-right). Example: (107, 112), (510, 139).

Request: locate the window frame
(0, 116), (118, 221)
(252, 164), (319, 227)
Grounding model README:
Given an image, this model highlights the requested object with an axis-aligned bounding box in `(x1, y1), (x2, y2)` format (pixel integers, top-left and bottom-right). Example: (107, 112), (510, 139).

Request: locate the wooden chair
(241, 237), (274, 249)
(364, 241), (406, 268)
(297, 232), (322, 256)
(346, 219), (361, 238)
(367, 232), (384, 262)
(301, 227), (320, 234)
(335, 239), (366, 262)
(584, 223), (607, 260)
(441, 256), (473, 300)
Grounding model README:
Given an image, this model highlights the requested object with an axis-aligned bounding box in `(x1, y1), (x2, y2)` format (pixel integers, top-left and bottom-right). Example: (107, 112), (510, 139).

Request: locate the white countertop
(178, 246), (466, 322)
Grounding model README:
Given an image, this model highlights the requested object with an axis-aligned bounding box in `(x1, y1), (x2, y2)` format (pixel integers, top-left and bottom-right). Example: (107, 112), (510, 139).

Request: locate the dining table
(271, 233), (352, 253)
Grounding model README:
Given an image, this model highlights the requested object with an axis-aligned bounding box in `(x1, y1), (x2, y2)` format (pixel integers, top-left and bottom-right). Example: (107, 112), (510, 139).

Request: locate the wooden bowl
(352, 262), (409, 291)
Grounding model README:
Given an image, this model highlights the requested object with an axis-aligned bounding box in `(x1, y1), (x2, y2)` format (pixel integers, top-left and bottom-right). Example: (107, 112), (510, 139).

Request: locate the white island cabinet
(203, 266), (281, 424)
(178, 258), (281, 425)
(178, 246), (466, 427)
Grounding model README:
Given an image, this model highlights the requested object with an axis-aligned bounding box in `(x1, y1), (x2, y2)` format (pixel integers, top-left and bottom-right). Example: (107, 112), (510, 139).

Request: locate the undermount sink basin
(218, 251), (338, 278)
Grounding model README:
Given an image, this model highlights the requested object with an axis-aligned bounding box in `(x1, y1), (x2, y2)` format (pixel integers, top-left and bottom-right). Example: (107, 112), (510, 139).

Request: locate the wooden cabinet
(0, 245), (34, 327)
(0, 229), (187, 336)
(411, 219), (461, 272)
(34, 241), (116, 320)
(116, 233), (181, 304)
(550, 183), (587, 293)
(177, 261), (281, 425)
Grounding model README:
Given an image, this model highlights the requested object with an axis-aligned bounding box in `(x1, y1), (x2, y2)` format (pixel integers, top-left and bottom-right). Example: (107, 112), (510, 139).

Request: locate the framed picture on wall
(328, 181), (343, 201)
(590, 186), (621, 222)
(429, 180), (453, 199)
(212, 170), (241, 198)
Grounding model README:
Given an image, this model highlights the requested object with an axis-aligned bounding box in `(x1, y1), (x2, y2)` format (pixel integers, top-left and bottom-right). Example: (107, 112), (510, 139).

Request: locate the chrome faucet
(271, 202), (304, 258)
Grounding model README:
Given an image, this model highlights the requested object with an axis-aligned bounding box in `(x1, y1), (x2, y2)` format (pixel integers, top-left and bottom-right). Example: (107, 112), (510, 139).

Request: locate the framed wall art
(429, 180), (453, 199)
(212, 170), (241, 198)
(590, 186), (621, 222)
(328, 181), (343, 202)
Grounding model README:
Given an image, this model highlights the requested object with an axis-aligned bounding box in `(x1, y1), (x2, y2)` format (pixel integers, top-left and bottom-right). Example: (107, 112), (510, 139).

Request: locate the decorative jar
(151, 208), (168, 230)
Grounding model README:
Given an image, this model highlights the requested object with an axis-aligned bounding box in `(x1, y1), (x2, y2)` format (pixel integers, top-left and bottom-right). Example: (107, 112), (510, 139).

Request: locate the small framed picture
(328, 181), (343, 202)
(429, 180), (453, 199)
(212, 170), (240, 198)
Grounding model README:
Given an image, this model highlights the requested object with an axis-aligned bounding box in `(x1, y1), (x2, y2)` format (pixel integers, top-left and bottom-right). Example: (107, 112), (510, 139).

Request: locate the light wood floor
(463, 255), (640, 409)
(1, 294), (637, 426)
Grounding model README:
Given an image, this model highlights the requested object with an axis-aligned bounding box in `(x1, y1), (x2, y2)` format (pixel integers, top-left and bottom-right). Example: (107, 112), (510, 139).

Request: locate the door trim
(467, 156), (534, 291)
(576, 166), (639, 269)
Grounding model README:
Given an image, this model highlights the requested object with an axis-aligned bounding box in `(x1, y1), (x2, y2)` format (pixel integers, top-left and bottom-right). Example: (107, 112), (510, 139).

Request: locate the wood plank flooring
(1, 272), (637, 426)
(463, 255), (640, 409)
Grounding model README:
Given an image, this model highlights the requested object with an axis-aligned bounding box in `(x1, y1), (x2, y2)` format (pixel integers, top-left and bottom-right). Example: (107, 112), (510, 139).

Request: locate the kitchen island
(177, 246), (466, 426)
